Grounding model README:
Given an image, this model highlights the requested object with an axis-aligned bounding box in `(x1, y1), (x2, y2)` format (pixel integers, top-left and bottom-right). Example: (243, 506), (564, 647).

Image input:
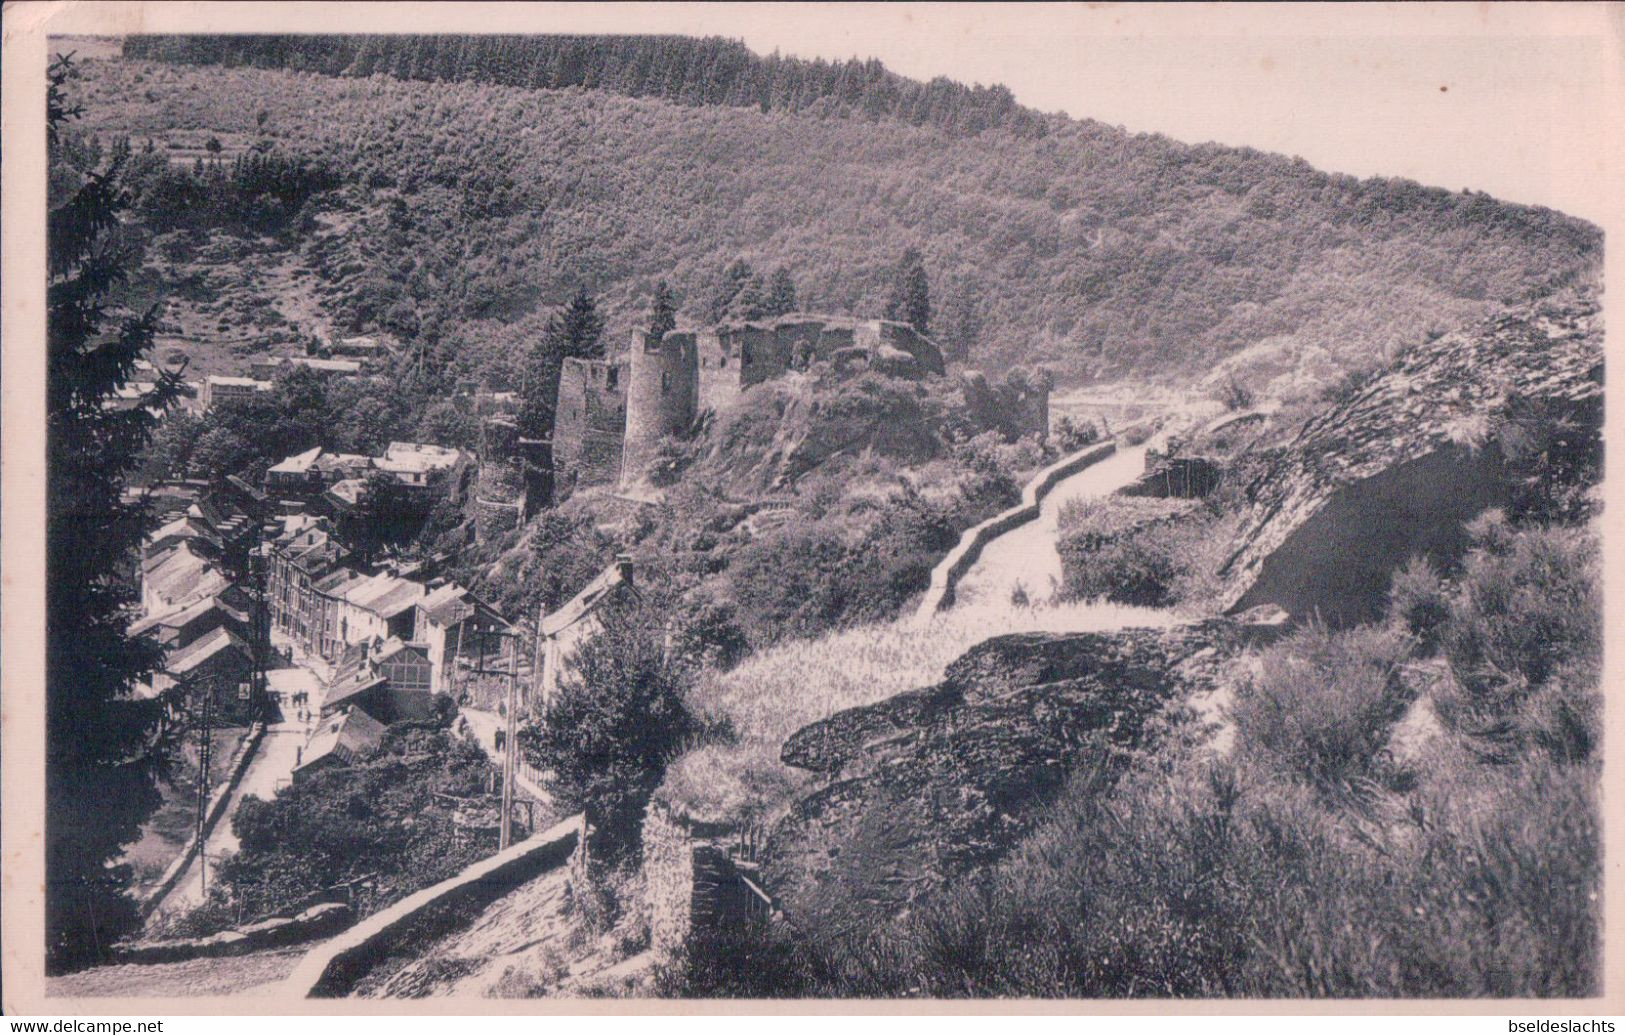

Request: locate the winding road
(949, 441), (1157, 610)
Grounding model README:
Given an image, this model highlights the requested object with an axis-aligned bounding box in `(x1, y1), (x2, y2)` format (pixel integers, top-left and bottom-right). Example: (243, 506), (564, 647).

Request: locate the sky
(34, 2), (1623, 223)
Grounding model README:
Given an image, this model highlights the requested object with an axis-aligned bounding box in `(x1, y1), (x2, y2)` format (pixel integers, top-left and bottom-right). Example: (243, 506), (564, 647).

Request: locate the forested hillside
(66, 39), (1599, 390)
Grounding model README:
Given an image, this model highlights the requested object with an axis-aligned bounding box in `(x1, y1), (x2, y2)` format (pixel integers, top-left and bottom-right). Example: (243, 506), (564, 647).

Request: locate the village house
(327, 335), (387, 360)
(198, 374), (272, 414)
(265, 519), (350, 656)
(148, 625), (258, 723)
(335, 572), (426, 647)
(414, 582), (512, 695)
(249, 355), (363, 380)
(319, 637), (436, 723)
(265, 446), (325, 498)
(536, 555), (639, 708)
(293, 707), (386, 784)
(374, 441), (470, 500)
(141, 542), (231, 617)
(129, 588), (251, 653)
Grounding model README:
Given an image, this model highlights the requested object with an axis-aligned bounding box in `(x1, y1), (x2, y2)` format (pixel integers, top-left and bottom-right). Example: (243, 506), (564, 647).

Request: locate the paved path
(950, 442), (1155, 609)
(459, 707), (552, 805)
(150, 667), (323, 919)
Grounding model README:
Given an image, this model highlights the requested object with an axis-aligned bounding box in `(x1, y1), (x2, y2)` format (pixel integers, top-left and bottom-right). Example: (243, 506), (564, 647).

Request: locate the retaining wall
(139, 722), (267, 919)
(643, 801), (773, 960)
(914, 439), (1120, 622)
(281, 814), (585, 998)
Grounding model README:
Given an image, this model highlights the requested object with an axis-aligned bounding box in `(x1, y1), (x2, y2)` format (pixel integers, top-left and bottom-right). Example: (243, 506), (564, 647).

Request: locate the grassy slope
(662, 599), (1178, 824)
(64, 54), (1599, 391)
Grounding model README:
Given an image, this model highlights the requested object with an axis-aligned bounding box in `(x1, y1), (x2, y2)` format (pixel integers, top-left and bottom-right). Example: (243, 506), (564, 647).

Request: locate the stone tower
(622, 330), (698, 488)
(554, 356), (627, 495)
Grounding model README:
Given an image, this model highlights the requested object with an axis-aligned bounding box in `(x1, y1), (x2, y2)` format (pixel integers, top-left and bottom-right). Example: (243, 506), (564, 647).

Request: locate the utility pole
(499, 633), (518, 850)
(195, 681), (214, 899)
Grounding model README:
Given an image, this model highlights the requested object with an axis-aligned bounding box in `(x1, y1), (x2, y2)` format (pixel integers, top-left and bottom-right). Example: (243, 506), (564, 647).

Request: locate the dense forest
(66, 43), (1599, 390)
(121, 33), (1044, 139)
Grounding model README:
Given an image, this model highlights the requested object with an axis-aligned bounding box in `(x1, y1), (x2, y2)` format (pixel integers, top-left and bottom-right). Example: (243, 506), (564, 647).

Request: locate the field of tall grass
(659, 598), (1180, 823)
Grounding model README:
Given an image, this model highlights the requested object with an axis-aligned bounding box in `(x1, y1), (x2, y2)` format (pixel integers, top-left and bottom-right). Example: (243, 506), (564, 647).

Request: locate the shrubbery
(673, 515), (1601, 998)
(185, 708), (498, 930)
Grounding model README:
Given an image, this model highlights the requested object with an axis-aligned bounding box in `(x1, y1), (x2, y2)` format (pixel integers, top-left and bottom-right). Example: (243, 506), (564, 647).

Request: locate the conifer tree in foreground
(46, 55), (183, 970)
(518, 286), (605, 442)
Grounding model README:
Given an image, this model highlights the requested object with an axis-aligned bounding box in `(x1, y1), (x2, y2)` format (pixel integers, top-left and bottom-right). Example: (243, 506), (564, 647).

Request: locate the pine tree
(46, 56), (184, 971)
(709, 259), (755, 324)
(886, 246), (931, 336)
(733, 273), (767, 322)
(517, 287), (604, 441)
(765, 266), (798, 317)
(555, 285), (605, 360)
(648, 279), (677, 341)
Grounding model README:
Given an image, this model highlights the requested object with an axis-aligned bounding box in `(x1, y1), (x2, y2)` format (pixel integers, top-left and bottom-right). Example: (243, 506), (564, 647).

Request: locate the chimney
(615, 553), (634, 586)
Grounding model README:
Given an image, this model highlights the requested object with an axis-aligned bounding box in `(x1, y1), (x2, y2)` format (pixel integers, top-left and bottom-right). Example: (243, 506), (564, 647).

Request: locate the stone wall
(643, 800), (772, 960)
(623, 330), (699, 489)
(554, 357), (627, 492)
(283, 815), (585, 998)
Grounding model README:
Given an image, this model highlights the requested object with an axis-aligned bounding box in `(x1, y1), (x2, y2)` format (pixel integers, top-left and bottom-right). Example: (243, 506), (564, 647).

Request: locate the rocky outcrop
(762, 621), (1254, 931)
(1218, 291), (1603, 625)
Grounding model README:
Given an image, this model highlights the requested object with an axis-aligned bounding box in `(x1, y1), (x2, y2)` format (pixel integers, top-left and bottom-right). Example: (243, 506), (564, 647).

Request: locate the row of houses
(263, 442), (471, 515)
(265, 512), (509, 696)
(132, 477), (274, 723)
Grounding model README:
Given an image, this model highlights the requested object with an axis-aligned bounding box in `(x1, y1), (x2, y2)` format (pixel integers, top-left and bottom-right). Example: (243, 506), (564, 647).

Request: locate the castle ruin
(552, 313), (948, 496)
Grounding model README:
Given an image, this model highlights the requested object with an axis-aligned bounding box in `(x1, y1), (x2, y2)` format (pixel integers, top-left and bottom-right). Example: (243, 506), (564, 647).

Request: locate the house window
(607, 367), (619, 390)
(661, 371), (670, 393)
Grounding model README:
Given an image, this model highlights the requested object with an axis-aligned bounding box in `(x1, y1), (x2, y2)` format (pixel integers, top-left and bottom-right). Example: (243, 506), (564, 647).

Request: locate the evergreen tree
(648, 279), (678, 341)
(46, 56), (184, 970)
(517, 287), (604, 441)
(556, 285), (606, 360)
(733, 272), (767, 322)
(709, 259), (755, 324)
(765, 266), (798, 317)
(886, 246), (931, 335)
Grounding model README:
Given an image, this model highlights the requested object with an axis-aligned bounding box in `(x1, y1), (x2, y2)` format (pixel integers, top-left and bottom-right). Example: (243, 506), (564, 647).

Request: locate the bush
(521, 599), (695, 861)
(1387, 555), (1450, 652)
(1229, 623), (1412, 796)
(1433, 515), (1601, 761)
(1063, 529), (1183, 608)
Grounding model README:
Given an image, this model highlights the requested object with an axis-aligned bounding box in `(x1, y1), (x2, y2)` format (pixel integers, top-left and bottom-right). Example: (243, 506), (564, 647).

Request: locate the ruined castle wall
(554, 358), (627, 492)
(737, 324), (788, 389)
(623, 331), (700, 488)
(696, 329), (741, 415)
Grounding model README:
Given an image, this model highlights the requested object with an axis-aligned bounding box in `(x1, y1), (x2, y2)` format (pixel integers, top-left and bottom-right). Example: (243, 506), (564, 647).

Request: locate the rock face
(1218, 290), (1603, 625)
(762, 622), (1244, 931)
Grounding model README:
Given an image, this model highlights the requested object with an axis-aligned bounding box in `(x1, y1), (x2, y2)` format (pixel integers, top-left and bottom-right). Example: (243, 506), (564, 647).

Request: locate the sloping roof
(313, 452), (372, 475)
(344, 575), (425, 619)
(165, 626), (251, 677)
(417, 583), (476, 627)
(145, 546), (229, 609)
(268, 446), (323, 475)
(371, 636), (428, 666)
(298, 707), (387, 773)
(540, 559), (636, 638)
(326, 478), (366, 507)
(314, 568), (362, 597)
(130, 593), (224, 638)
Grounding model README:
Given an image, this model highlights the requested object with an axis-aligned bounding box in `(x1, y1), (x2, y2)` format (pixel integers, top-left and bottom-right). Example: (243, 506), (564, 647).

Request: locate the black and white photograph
(3, 0), (1618, 1014)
